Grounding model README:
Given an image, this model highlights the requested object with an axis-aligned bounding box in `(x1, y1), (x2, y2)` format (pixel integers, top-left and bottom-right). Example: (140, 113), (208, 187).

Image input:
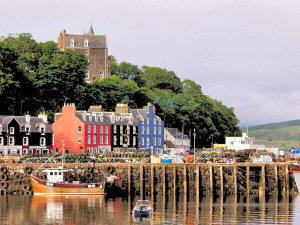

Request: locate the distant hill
(248, 120), (300, 149)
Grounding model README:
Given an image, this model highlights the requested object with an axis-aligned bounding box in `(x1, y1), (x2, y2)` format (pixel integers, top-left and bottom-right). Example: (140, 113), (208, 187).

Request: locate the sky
(1, 0), (300, 127)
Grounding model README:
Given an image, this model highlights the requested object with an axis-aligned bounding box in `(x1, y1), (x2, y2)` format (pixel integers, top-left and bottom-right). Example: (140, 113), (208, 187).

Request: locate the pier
(0, 162), (298, 199)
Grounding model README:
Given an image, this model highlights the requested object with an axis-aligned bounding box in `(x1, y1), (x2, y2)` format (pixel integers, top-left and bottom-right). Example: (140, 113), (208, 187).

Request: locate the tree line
(0, 33), (241, 147)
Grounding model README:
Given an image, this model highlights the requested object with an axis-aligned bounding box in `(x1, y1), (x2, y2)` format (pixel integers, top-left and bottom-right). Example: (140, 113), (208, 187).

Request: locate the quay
(0, 162), (298, 200)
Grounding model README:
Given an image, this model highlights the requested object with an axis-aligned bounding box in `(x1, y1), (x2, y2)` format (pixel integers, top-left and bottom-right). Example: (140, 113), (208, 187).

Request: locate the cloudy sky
(1, 0), (300, 126)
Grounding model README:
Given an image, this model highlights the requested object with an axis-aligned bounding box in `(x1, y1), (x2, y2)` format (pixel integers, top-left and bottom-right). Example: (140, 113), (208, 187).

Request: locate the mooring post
(286, 164), (289, 198)
(163, 165), (166, 196)
(140, 165), (143, 199)
(246, 166), (250, 197)
(151, 165), (154, 199)
(274, 165), (278, 196)
(196, 165), (200, 202)
(259, 165), (266, 202)
(210, 166), (213, 194)
(128, 165), (131, 197)
(184, 165), (187, 195)
(173, 165), (176, 199)
(220, 166), (223, 197)
(234, 166), (238, 196)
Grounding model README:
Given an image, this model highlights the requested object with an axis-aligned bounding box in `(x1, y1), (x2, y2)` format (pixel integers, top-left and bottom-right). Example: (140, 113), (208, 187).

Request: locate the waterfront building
(130, 103), (164, 155)
(164, 128), (190, 153)
(53, 104), (111, 153)
(0, 112), (53, 156)
(57, 25), (111, 83)
(101, 103), (139, 151)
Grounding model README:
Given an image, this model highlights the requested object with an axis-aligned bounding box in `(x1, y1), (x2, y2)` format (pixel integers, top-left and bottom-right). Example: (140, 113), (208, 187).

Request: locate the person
(90, 158), (95, 167)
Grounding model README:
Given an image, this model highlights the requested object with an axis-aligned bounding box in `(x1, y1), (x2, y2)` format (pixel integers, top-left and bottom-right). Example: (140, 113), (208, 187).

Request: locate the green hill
(248, 120), (300, 149)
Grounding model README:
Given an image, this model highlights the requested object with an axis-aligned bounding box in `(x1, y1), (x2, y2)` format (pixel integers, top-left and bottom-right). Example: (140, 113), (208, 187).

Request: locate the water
(1, 173), (300, 225)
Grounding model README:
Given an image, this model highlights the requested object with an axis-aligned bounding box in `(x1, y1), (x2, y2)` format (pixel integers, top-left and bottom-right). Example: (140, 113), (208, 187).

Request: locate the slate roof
(166, 128), (189, 139)
(130, 109), (163, 123)
(66, 34), (107, 49)
(0, 115), (52, 133)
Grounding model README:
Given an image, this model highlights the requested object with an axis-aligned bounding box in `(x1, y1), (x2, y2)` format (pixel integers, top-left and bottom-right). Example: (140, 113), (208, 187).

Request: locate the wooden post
(234, 166), (238, 196)
(246, 166), (250, 197)
(184, 165), (187, 195)
(173, 165), (176, 199)
(196, 166), (200, 202)
(209, 166), (213, 194)
(163, 166), (166, 196)
(220, 166), (223, 197)
(259, 165), (265, 202)
(286, 164), (289, 198)
(140, 165), (143, 199)
(151, 165), (154, 199)
(274, 165), (278, 197)
(128, 165), (131, 197)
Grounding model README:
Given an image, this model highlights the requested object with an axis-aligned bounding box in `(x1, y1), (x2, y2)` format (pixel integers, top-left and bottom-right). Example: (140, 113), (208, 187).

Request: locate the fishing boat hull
(292, 163), (300, 172)
(30, 175), (105, 195)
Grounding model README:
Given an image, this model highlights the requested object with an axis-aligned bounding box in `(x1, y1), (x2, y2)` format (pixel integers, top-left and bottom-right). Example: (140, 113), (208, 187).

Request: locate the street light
(193, 129), (196, 163)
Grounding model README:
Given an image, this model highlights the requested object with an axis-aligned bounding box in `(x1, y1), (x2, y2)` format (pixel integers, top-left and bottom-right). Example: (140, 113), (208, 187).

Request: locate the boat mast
(62, 140), (65, 168)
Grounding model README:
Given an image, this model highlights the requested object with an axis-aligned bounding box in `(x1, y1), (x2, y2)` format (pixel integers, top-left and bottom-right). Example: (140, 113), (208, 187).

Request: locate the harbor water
(1, 173), (300, 225)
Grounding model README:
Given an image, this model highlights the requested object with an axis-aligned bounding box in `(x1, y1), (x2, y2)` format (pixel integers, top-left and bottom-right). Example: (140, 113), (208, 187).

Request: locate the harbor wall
(0, 163), (298, 200)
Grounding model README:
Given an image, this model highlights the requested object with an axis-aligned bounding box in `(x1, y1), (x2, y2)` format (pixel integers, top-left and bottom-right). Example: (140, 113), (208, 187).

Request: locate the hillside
(248, 120), (300, 149)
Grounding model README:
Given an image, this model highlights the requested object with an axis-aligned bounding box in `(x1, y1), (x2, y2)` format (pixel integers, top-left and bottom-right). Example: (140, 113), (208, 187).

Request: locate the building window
(78, 137), (82, 143)
(120, 136), (123, 145)
(9, 137), (14, 145)
(78, 126), (82, 132)
(142, 126), (145, 134)
(0, 125), (2, 133)
(154, 127), (156, 135)
(84, 38), (89, 47)
(0, 137), (3, 145)
(25, 125), (30, 134)
(93, 135), (96, 144)
(158, 138), (161, 145)
(105, 136), (108, 145)
(85, 50), (89, 55)
(133, 136), (136, 146)
(126, 125), (130, 134)
(100, 136), (103, 144)
(40, 137), (46, 146)
(120, 125), (123, 134)
(100, 126), (103, 133)
(70, 38), (74, 47)
(99, 71), (104, 79)
(147, 117), (149, 124)
(142, 137), (144, 146)
(88, 135), (91, 144)
(93, 125), (96, 133)
(87, 147), (90, 153)
(154, 118), (156, 125)
(113, 136), (117, 145)
(147, 138), (149, 146)
(113, 125), (117, 133)
(100, 115), (103, 122)
(10, 127), (14, 135)
(85, 71), (89, 79)
(23, 137), (29, 146)
(147, 127), (149, 135)
(40, 127), (45, 134)
(88, 125), (91, 133)
(105, 126), (108, 134)
(133, 126), (136, 134)
(154, 138), (156, 146)
(158, 127), (161, 135)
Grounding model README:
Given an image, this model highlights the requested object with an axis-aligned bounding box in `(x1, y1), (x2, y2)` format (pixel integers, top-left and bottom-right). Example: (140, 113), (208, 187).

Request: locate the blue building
(131, 103), (164, 155)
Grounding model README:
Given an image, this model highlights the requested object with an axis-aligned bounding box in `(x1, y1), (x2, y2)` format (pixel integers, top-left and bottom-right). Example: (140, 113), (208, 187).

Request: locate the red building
(53, 104), (111, 153)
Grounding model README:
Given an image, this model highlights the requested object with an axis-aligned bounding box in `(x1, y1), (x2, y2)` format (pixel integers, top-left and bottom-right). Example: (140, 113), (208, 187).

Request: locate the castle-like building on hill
(57, 25), (111, 82)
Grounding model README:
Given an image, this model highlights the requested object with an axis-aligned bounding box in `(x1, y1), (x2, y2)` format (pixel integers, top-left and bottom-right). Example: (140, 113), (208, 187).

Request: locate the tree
(141, 66), (182, 93)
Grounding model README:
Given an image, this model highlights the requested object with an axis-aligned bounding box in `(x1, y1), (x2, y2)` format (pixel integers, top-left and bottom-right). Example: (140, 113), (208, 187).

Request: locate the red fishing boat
(30, 167), (117, 195)
(292, 162), (300, 172)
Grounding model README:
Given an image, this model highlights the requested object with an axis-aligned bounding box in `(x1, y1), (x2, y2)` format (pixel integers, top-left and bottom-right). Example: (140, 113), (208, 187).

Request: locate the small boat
(292, 162), (300, 172)
(30, 167), (117, 195)
(132, 200), (152, 218)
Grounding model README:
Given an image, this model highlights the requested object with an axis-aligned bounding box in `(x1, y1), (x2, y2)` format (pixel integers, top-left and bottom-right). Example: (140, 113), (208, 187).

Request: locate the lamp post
(193, 129), (196, 163)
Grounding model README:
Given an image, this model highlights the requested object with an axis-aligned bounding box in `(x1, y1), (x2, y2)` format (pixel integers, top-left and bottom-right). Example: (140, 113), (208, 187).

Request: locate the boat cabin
(43, 168), (68, 183)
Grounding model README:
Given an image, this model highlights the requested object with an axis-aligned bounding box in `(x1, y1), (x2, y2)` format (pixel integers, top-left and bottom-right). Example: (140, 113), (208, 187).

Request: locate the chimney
(88, 105), (102, 112)
(146, 102), (155, 114)
(62, 29), (66, 50)
(25, 111), (30, 123)
(62, 103), (76, 115)
(115, 103), (129, 113)
(38, 111), (48, 123)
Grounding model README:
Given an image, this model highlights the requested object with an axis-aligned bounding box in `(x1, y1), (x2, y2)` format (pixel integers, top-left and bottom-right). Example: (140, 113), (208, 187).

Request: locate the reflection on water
(0, 173), (300, 225)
